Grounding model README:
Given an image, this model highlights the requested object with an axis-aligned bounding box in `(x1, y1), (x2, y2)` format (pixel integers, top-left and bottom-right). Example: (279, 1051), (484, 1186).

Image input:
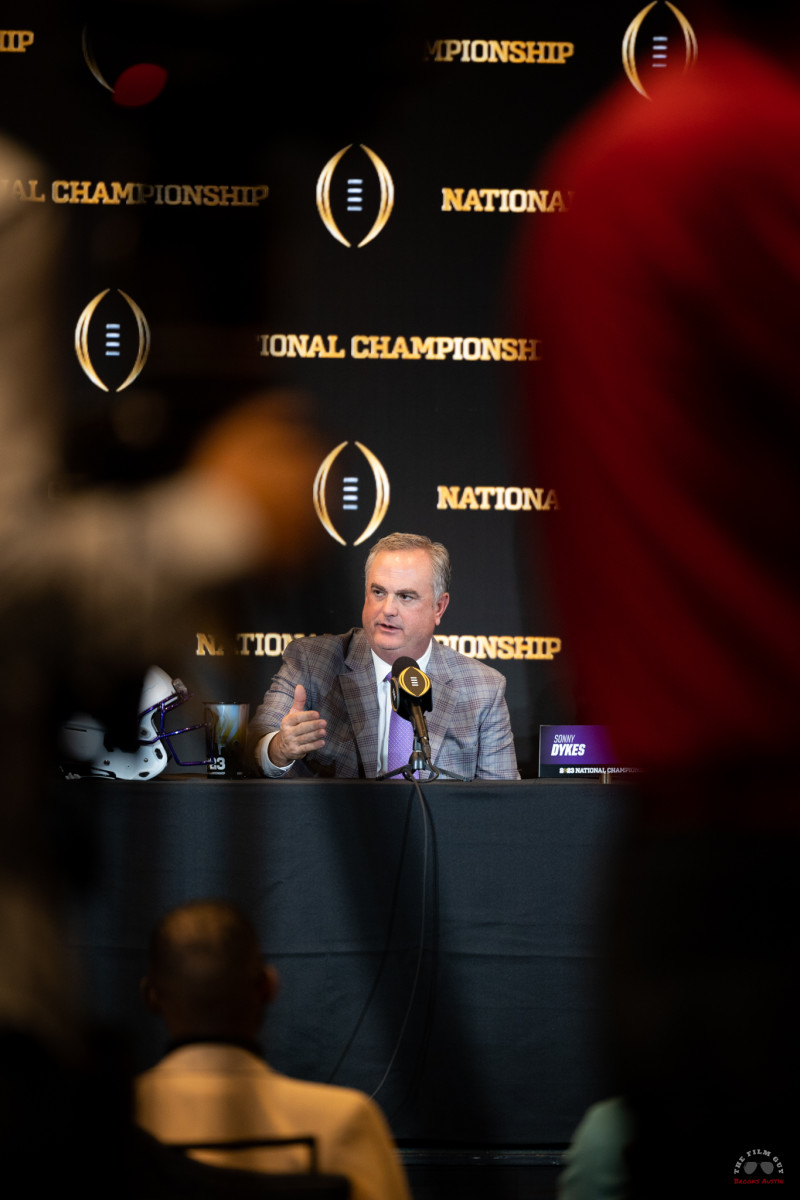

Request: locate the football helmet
(59, 665), (209, 780)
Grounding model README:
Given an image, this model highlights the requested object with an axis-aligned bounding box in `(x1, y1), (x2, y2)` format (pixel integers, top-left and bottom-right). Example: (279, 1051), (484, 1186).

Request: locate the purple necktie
(385, 671), (413, 776)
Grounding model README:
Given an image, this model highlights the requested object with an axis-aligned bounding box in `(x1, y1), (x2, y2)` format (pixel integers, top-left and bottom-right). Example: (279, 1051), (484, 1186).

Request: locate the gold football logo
(316, 145), (394, 248)
(622, 2), (697, 98)
(313, 442), (390, 546)
(75, 289), (151, 392)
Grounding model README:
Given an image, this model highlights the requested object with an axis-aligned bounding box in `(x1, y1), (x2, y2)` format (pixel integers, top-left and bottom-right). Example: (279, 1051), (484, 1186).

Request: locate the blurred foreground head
(189, 389), (323, 573)
(522, 17), (800, 809)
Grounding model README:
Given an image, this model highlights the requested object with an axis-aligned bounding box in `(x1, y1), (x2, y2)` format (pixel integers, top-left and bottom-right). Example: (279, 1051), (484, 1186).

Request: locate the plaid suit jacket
(249, 628), (519, 780)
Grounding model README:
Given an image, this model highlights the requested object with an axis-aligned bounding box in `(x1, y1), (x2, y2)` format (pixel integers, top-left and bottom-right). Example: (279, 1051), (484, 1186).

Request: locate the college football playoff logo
(75, 289), (151, 392)
(622, 2), (697, 98)
(316, 145), (394, 248)
(313, 442), (390, 546)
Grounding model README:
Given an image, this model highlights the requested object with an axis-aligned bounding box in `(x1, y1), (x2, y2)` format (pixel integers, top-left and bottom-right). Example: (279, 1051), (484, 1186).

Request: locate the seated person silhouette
(135, 899), (411, 1200)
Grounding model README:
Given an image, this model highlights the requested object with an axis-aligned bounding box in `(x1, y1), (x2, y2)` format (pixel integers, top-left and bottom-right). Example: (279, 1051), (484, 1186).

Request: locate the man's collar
(165, 1035), (265, 1058)
(371, 640), (433, 683)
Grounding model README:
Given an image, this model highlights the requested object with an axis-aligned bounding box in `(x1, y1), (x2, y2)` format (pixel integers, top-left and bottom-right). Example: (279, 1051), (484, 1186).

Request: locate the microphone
(390, 657), (433, 753)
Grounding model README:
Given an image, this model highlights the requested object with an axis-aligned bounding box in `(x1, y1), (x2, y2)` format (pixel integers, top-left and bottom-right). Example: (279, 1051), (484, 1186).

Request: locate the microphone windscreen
(391, 658), (432, 715)
(391, 656), (419, 678)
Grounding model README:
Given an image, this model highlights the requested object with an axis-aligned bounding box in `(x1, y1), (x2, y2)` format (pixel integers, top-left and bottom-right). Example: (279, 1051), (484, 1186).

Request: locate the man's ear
(140, 975), (162, 1014)
(434, 591), (450, 624)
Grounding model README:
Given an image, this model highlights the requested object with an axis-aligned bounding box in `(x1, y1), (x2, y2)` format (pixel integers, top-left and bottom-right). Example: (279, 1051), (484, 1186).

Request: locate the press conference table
(69, 776), (631, 1146)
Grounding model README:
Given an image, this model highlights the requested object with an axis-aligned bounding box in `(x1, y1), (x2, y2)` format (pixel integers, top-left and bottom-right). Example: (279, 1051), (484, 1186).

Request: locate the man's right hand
(268, 684), (327, 767)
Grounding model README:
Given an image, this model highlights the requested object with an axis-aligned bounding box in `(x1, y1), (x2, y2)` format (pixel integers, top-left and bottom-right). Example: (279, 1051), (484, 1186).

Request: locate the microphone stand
(379, 658), (469, 781)
(379, 731), (469, 782)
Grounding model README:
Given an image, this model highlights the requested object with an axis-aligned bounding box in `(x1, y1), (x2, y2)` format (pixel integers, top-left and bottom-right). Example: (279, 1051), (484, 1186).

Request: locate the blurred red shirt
(523, 37), (800, 801)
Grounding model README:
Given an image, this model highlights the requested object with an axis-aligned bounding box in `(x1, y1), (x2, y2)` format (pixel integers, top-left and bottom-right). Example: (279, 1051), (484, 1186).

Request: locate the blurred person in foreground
(520, 3), (800, 1194)
(137, 899), (411, 1200)
(0, 127), (320, 1178)
(0, 127), (320, 808)
(0, 124), (320, 873)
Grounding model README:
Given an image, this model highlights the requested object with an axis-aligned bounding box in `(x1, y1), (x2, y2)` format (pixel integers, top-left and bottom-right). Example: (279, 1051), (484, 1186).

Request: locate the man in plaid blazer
(249, 533), (519, 780)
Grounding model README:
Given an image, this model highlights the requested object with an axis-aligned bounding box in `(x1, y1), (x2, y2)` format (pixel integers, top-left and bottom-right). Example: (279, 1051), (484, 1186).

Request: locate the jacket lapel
(338, 630), (380, 777)
(423, 639), (459, 767)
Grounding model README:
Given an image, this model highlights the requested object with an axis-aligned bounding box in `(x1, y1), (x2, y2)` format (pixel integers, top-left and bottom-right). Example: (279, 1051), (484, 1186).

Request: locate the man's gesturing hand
(268, 685), (327, 768)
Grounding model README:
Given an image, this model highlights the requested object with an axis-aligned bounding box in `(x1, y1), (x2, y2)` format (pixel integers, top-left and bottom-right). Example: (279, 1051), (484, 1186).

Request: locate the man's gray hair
(364, 532), (451, 601)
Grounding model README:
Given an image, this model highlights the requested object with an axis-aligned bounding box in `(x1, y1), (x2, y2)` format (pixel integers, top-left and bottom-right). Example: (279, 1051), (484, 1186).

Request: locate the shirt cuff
(258, 732), (293, 777)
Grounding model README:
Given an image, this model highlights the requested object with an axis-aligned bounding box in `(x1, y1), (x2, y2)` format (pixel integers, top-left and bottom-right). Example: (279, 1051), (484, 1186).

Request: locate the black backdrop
(0, 0), (703, 773)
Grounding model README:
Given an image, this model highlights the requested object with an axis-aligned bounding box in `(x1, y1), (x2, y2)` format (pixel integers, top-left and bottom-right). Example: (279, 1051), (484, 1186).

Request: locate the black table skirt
(66, 777), (630, 1145)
